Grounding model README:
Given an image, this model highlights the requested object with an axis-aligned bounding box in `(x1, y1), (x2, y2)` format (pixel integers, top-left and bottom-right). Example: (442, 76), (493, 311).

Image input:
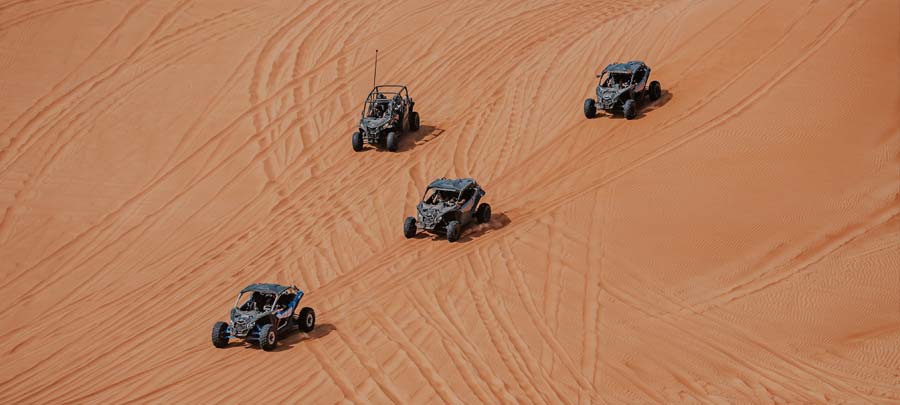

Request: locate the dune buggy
(211, 283), (315, 351)
(352, 85), (420, 152)
(584, 60), (661, 120)
(404, 178), (491, 242)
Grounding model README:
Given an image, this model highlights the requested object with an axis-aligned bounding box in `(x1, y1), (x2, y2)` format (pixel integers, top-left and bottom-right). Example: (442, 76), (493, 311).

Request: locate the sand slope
(0, 0), (898, 402)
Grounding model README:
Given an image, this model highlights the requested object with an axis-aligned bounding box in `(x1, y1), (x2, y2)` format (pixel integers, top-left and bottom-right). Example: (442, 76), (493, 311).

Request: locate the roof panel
(241, 283), (290, 294)
(602, 60), (645, 74)
(427, 178), (476, 191)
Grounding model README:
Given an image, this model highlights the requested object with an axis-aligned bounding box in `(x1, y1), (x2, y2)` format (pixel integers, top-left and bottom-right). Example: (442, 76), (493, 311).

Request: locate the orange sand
(0, 0), (897, 402)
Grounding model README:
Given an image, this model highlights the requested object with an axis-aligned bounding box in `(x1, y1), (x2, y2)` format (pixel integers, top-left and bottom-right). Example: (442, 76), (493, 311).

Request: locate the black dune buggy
(352, 85), (420, 152)
(584, 60), (661, 120)
(211, 283), (315, 351)
(404, 178), (491, 242)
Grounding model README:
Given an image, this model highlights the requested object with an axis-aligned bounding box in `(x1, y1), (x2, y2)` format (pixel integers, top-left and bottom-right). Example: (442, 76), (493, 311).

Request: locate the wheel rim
(267, 331), (275, 344)
(306, 314), (314, 328)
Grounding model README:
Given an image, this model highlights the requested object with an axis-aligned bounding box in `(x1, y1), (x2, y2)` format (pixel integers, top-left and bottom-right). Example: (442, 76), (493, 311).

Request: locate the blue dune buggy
(211, 283), (315, 351)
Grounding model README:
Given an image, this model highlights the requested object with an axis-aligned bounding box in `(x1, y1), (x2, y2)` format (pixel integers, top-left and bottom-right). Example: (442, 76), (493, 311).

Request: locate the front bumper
(228, 326), (262, 341)
(231, 316), (256, 338)
(418, 209), (444, 231)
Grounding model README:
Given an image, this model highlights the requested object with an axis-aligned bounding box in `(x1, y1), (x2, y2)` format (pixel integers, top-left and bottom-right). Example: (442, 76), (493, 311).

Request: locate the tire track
(369, 306), (465, 404)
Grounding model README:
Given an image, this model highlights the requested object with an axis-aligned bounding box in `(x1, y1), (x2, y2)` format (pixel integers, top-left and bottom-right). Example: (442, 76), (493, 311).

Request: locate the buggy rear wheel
(211, 321), (229, 348)
(259, 324), (277, 351)
(404, 217), (417, 238)
(298, 307), (316, 333)
(352, 131), (363, 152)
(475, 203), (492, 224)
(649, 81), (661, 101)
(446, 220), (461, 242)
(623, 99), (636, 120)
(583, 98), (597, 119)
(386, 131), (399, 152)
(409, 111), (420, 131)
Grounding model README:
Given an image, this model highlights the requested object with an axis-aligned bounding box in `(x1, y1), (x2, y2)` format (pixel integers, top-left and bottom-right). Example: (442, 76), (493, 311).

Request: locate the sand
(0, 0), (898, 403)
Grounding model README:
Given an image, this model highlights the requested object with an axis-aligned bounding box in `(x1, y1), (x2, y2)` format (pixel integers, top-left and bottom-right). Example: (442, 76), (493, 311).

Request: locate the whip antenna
(373, 49), (378, 87)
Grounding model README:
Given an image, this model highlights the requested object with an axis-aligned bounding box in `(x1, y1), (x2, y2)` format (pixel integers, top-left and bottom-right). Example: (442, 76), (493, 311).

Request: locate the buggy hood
(362, 115), (391, 130)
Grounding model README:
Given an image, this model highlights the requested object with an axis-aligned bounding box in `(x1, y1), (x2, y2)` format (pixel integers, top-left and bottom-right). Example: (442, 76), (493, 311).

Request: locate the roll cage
(360, 85), (410, 118)
(421, 183), (482, 206)
(233, 285), (304, 315)
(595, 62), (651, 90)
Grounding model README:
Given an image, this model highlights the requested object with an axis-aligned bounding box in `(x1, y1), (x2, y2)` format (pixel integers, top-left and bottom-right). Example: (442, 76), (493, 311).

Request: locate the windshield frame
(233, 291), (281, 312)
(422, 187), (463, 204)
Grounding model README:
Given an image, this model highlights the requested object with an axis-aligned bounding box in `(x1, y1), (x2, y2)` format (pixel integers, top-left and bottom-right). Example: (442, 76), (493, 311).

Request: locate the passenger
(372, 103), (385, 118)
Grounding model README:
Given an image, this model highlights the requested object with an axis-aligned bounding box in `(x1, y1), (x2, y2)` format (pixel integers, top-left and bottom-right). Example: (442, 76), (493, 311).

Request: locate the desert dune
(0, 0), (898, 403)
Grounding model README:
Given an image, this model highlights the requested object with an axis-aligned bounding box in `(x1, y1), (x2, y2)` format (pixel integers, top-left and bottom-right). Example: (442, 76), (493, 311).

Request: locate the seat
(632, 69), (646, 87)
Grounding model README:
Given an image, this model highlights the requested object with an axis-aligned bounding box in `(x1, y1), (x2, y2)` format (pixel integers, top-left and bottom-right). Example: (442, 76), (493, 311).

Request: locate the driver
(254, 293), (274, 311)
(371, 103), (384, 118)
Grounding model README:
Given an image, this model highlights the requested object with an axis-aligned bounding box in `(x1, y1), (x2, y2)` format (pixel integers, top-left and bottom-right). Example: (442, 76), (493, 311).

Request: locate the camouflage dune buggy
(404, 178), (491, 243)
(584, 60), (661, 120)
(352, 85), (420, 152)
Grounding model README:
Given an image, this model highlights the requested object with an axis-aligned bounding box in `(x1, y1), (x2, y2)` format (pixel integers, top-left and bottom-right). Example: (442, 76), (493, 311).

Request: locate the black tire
(583, 98), (597, 119)
(404, 216), (417, 238)
(259, 324), (277, 351)
(211, 321), (229, 348)
(409, 111), (420, 131)
(623, 99), (636, 120)
(298, 307), (316, 333)
(649, 81), (661, 101)
(352, 131), (363, 152)
(475, 203), (492, 224)
(386, 131), (398, 152)
(446, 220), (461, 242)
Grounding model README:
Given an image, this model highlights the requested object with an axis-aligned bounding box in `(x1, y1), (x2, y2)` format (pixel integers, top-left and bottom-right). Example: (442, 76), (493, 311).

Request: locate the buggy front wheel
(352, 131), (363, 152)
(386, 131), (399, 152)
(259, 324), (277, 351)
(446, 221), (461, 242)
(211, 321), (229, 348)
(404, 217), (417, 238)
(623, 99), (636, 120)
(583, 98), (597, 119)
(298, 307), (316, 333)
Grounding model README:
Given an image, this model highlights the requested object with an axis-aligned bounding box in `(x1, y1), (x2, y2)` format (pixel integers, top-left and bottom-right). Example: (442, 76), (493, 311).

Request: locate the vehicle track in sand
(0, 0), (897, 402)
